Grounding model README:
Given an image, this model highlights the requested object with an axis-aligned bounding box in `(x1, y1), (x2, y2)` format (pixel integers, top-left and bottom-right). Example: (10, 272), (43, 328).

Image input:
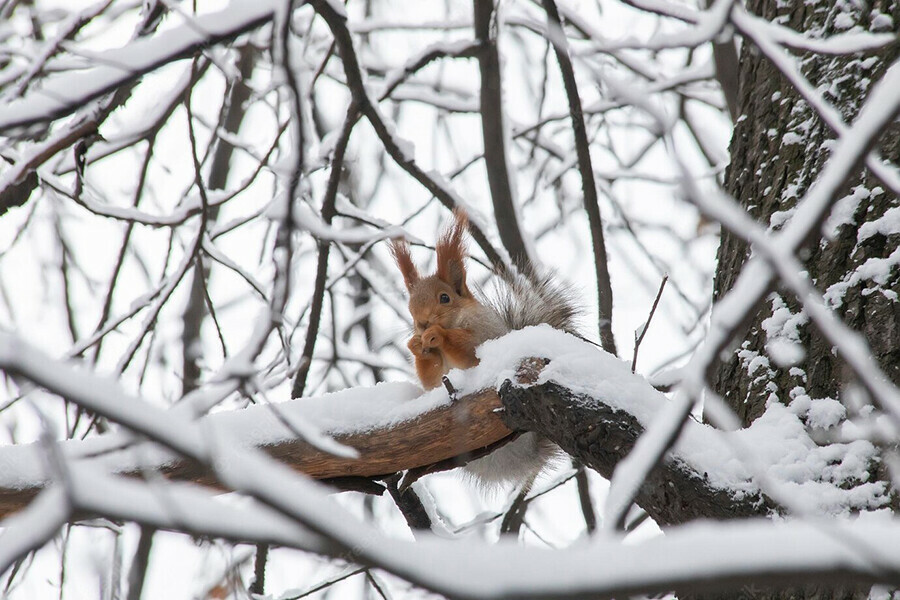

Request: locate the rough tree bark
(715, 1), (900, 426)
(498, 380), (774, 526)
(712, 1), (900, 599)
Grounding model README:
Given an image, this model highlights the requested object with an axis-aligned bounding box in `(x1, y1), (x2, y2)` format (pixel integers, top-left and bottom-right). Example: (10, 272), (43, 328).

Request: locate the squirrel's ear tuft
(390, 238), (419, 292)
(436, 209), (470, 296)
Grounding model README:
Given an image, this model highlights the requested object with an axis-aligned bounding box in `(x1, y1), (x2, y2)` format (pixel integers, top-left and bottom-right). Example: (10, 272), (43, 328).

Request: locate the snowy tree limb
(499, 379), (774, 526)
(0, 0), (277, 132)
(602, 57), (900, 531)
(1, 329), (895, 597)
(0, 336), (512, 517)
(0, 332), (779, 530)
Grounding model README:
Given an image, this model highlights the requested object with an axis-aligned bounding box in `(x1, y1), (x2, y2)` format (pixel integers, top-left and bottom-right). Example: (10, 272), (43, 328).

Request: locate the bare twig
(282, 567), (366, 599)
(441, 375), (458, 402)
(384, 474), (432, 534)
(499, 488), (528, 537)
(125, 526), (154, 600)
(248, 542), (267, 596)
(632, 274), (668, 373)
(574, 460), (597, 533)
(292, 101), (358, 399)
(366, 571), (391, 600)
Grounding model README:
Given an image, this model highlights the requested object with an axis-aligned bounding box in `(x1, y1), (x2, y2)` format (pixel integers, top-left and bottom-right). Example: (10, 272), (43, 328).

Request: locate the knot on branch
(515, 356), (551, 384)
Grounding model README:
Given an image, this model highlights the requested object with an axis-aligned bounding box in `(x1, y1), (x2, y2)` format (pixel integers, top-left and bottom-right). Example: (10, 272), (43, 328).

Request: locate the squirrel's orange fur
(390, 210), (581, 485)
(391, 210), (503, 389)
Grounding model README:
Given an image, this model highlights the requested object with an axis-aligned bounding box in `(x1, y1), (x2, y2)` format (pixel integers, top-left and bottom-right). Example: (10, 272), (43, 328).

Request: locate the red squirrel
(391, 210), (580, 485)
(390, 210), (507, 390)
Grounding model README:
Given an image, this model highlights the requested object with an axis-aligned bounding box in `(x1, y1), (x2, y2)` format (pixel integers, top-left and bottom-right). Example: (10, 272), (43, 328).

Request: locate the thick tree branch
(0, 353), (776, 529)
(498, 380), (775, 526)
(600, 60), (900, 531)
(474, 0), (533, 274)
(1, 333), (894, 599)
(0, 383), (511, 518)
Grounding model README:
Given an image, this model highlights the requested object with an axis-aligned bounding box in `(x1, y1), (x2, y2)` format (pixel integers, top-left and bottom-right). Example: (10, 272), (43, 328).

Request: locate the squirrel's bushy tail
(488, 270), (581, 335)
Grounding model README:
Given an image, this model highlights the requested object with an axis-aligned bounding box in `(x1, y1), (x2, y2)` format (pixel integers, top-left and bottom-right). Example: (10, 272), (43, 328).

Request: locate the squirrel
(390, 209), (580, 485)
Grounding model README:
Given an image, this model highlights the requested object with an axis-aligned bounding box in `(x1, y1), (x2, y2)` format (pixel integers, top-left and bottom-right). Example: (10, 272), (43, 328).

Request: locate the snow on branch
(0, 325), (894, 596)
(603, 57), (900, 528)
(0, 0), (278, 133)
(0, 328), (886, 525)
(0, 332), (511, 516)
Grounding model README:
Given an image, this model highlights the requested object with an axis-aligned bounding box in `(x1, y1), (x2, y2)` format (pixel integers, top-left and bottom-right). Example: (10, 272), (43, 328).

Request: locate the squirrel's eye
(439, 293), (450, 304)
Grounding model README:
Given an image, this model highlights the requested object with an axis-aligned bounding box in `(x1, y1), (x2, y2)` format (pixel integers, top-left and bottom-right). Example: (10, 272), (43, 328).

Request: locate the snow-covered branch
(0, 327), (894, 596)
(0, 0), (277, 132)
(1, 328), (885, 524)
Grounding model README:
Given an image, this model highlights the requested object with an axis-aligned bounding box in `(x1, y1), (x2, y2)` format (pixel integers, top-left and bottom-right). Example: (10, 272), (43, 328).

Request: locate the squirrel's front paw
(407, 334), (425, 356)
(421, 325), (445, 350)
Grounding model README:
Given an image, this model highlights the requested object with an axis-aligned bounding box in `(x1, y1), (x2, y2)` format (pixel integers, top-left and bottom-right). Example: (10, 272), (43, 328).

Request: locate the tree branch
(474, 0), (533, 273)
(0, 382), (512, 518)
(3, 332), (896, 599)
(0, 345), (777, 529)
(540, 0), (617, 354)
(385, 474), (433, 534)
(308, 0), (510, 274)
(0, 0), (276, 132)
(292, 102), (358, 399)
(498, 379), (775, 526)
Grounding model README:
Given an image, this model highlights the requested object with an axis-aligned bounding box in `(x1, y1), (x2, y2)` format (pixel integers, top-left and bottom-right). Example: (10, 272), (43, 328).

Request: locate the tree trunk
(715, 0), (900, 426)
(712, 1), (900, 599)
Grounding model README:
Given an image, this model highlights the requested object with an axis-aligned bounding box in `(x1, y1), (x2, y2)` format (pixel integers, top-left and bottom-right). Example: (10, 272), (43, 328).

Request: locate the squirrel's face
(407, 275), (474, 333)
(390, 209), (476, 335)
